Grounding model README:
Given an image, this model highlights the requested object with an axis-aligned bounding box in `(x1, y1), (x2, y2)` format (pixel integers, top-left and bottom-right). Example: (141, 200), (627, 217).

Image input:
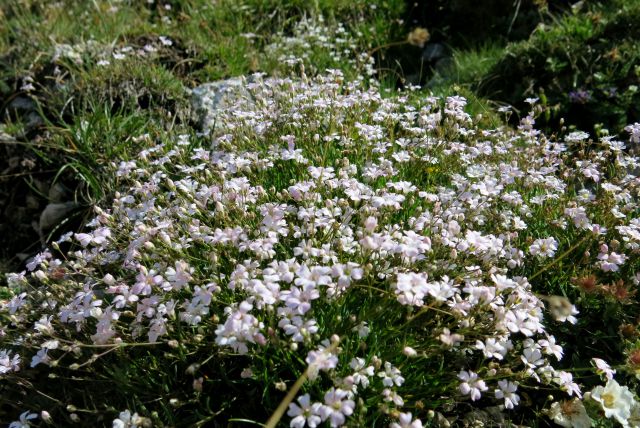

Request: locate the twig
(265, 341), (339, 428)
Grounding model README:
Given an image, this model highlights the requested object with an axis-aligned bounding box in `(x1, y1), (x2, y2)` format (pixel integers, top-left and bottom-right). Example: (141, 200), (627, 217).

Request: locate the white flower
(9, 411), (37, 428)
(159, 36), (173, 46)
(30, 349), (50, 368)
(164, 260), (193, 291)
(495, 380), (520, 409)
(349, 358), (375, 388)
(592, 358), (615, 381)
(597, 251), (627, 272)
(539, 336), (563, 360)
(545, 296), (579, 324)
(112, 409), (143, 428)
(382, 388), (405, 406)
(394, 272), (428, 307)
(378, 361), (404, 387)
(476, 338), (510, 360)
(530, 237), (558, 258)
(554, 371), (582, 398)
(0, 349), (21, 374)
(306, 344), (338, 381)
(624, 122), (640, 143)
(390, 412), (423, 428)
(521, 347), (545, 369)
(547, 399), (591, 428)
(320, 388), (355, 427)
(440, 328), (464, 347)
(288, 394), (323, 428)
(458, 370), (487, 401)
(403, 346), (418, 357)
(590, 379), (635, 425)
(353, 322), (370, 338)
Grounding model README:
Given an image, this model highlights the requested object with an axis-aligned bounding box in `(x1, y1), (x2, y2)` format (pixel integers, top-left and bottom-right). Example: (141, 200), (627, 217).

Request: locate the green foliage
(482, 0), (640, 135)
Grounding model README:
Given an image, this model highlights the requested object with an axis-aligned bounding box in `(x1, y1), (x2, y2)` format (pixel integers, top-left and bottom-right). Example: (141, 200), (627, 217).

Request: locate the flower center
(602, 392), (615, 408)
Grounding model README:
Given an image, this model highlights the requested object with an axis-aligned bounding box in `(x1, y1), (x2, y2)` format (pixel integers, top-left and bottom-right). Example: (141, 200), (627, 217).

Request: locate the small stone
(190, 76), (256, 134)
(7, 96), (37, 114)
(422, 42), (448, 63)
(48, 182), (69, 203)
(39, 202), (78, 234)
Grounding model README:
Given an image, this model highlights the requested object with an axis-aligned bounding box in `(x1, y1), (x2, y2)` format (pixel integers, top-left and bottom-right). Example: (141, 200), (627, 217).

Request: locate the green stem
(528, 234), (591, 282)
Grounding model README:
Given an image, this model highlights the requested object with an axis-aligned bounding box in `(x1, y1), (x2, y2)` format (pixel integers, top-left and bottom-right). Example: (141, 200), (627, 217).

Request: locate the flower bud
(41, 410), (53, 424)
(403, 346), (418, 357)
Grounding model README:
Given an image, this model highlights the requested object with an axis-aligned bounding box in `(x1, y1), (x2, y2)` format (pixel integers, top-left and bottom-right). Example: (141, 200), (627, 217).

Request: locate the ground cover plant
(0, 0), (404, 271)
(2, 69), (640, 426)
(1, 1), (640, 427)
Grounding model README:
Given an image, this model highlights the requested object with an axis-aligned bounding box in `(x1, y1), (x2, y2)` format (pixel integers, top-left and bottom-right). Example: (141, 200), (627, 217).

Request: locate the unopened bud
(185, 363), (200, 375)
(403, 346), (418, 357)
(41, 410), (53, 424)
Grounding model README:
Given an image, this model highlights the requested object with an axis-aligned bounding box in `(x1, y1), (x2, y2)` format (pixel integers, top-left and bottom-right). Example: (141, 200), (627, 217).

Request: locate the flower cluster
(1, 64), (638, 426)
(264, 17), (375, 76)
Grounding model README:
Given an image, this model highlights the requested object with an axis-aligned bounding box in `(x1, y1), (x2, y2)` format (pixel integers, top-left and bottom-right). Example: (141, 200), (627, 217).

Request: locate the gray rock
(462, 406), (506, 427)
(0, 126), (17, 144)
(48, 182), (70, 204)
(7, 97), (43, 133)
(190, 76), (255, 134)
(26, 193), (40, 210)
(25, 112), (44, 131)
(435, 57), (455, 75)
(39, 202), (78, 236)
(8, 96), (37, 114)
(422, 42), (449, 63)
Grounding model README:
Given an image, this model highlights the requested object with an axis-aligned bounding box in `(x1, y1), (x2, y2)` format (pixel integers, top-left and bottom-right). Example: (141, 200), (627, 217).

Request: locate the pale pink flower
(288, 394), (323, 428)
(495, 380), (520, 409)
(458, 370), (487, 401)
(320, 388), (355, 427)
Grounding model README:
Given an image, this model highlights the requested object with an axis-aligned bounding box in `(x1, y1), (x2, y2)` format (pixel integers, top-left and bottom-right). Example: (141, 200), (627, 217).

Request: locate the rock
(434, 57), (455, 75)
(0, 126), (17, 144)
(16, 252), (32, 262)
(7, 96), (43, 133)
(39, 202), (78, 238)
(26, 193), (40, 210)
(7, 96), (37, 114)
(462, 406), (506, 427)
(25, 111), (44, 132)
(422, 42), (449, 63)
(48, 182), (70, 204)
(190, 76), (255, 134)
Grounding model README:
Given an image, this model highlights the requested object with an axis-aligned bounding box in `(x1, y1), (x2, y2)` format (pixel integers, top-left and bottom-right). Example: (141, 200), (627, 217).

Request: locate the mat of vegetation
(1, 1), (640, 428)
(1, 69), (640, 427)
(0, 0), (405, 272)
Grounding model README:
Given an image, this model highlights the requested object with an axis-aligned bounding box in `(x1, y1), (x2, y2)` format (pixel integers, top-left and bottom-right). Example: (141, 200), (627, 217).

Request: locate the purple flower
(568, 89), (591, 104)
